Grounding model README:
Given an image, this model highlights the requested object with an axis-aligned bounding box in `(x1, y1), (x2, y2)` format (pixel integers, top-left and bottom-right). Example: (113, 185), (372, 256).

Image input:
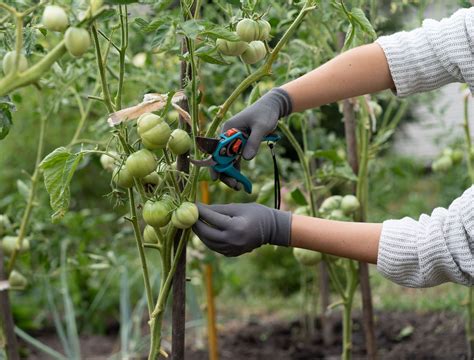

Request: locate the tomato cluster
(215, 17), (271, 65)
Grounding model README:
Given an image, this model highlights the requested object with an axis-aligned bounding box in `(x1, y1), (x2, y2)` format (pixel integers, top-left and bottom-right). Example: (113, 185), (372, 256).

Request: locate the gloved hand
(192, 203), (292, 257)
(212, 87), (293, 190)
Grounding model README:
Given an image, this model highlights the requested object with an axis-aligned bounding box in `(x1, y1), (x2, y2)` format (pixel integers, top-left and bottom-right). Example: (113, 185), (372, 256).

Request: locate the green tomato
(42, 5), (69, 32)
(341, 195), (360, 215)
(0, 215), (11, 237)
(143, 225), (160, 244)
(293, 248), (322, 266)
(113, 166), (134, 188)
(294, 206), (311, 216)
(168, 129), (192, 155)
(65, 27), (91, 58)
(432, 156), (453, 173)
(125, 149), (157, 179)
(319, 195), (342, 214)
(191, 234), (206, 252)
(8, 270), (27, 289)
(172, 202), (199, 229)
(137, 113), (171, 149)
(442, 147), (453, 157)
(236, 18), (260, 42)
(1, 236), (29, 256)
(256, 19), (271, 40)
(451, 149), (464, 164)
(142, 172), (160, 186)
(241, 41), (266, 64)
(90, 0), (103, 15)
(168, 110), (180, 123)
(142, 199), (173, 228)
(216, 38), (249, 56)
(100, 151), (118, 172)
(328, 209), (345, 221)
(2, 51), (28, 75)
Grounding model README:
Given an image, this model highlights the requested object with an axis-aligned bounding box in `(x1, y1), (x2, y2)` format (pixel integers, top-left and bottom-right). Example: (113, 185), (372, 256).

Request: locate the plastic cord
(268, 142), (281, 210)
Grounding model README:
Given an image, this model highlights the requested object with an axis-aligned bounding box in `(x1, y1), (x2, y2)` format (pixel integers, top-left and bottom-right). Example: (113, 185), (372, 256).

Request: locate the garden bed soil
(187, 310), (468, 360)
(21, 310), (467, 359)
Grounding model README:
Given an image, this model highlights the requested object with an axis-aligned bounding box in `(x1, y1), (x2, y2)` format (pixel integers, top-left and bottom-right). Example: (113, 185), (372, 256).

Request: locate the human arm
(195, 185), (474, 287)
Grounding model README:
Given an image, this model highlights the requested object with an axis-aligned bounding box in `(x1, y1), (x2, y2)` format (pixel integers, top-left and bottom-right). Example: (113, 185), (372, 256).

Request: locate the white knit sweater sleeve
(377, 186), (474, 288)
(375, 7), (474, 97)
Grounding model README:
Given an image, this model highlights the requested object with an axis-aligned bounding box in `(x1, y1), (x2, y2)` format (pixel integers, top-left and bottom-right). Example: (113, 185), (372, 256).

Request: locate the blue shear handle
(262, 133), (281, 142)
(214, 162), (252, 194)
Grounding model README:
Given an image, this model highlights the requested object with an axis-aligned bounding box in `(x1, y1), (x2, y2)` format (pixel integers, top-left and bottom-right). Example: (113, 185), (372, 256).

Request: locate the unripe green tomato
(8, 270), (27, 289)
(143, 225), (160, 244)
(328, 209), (345, 221)
(293, 248), (322, 266)
(2, 51), (28, 75)
(113, 166), (134, 188)
(137, 113), (171, 149)
(65, 27), (91, 58)
(0, 215), (11, 237)
(142, 172), (160, 186)
(1, 236), (29, 256)
(294, 206), (311, 216)
(142, 199), (173, 228)
(341, 195), (360, 215)
(125, 149), (157, 179)
(442, 147), (453, 158)
(191, 234), (206, 252)
(319, 195), (342, 214)
(168, 110), (180, 123)
(100, 151), (118, 172)
(172, 202), (199, 229)
(369, 101), (383, 117)
(451, 149), (464, 164)
(168, 129), (192, 155)
(216, 38), (249, 56)
(432, 156), (453, 173)
(256, 19), (271, 40)
(241, 41), (266, 64)
(90, 0), (103, 15)
(42, 5), (69, 32)
(236, 18), (260, 42)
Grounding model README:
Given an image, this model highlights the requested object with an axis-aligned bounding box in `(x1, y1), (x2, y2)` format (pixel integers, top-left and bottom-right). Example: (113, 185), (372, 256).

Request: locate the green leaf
(314, 149), (344, 164)
(0, 96), (15, 140)
(39, 148), (84, 222)
(351, 8), (376, 39)
(290, 188), (308, 206)
(333, 164), (358, 182)
(134, 17), (171, 34)
(195, 46), (229, 65)
(178, 19), (206, 39)
(151, 23), (176, 52)
(201, 26), (240, 41)
(343, 22), (355, 51)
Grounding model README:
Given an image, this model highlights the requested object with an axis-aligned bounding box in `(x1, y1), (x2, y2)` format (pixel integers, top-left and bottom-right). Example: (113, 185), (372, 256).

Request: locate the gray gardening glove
(212, 87), (293, 190)
(192, 203), (292, 257)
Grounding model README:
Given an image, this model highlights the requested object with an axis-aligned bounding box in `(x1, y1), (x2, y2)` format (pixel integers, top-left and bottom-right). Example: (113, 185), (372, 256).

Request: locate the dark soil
(20, 310), (468, 359)
(187, 311), (469, 360)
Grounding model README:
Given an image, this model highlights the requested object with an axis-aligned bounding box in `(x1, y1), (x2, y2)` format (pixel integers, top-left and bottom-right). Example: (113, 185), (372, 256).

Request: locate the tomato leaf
(290, 188), (308, 206)
(351, 8), (376, 39)
(195, 46), (229, 65)
(151, 23), (176, 52)
(105, 0), (139, 4)
(314, 149), (344, 164)
(0, 96), (16, 141)
(40, 147), (84, 223)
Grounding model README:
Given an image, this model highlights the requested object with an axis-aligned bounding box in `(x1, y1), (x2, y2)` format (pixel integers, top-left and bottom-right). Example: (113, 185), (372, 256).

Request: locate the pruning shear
(190, 128), (281, 194)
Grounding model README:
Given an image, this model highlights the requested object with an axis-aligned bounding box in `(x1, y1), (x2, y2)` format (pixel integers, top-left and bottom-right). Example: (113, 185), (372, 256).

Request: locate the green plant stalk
(69, 84), (100, 145)
(206, 1), (316, 137)
(7, 103), (48, 274)
(116, 5), (128, 109)
(91, 25), (115, 113)
(148, 229), (190, 360)
(127, 189), (154, 317)
(342, 260), (358, 360)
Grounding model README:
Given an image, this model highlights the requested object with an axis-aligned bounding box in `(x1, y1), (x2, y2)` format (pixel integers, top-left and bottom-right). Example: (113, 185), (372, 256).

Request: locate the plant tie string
(267, 142), (281, 210)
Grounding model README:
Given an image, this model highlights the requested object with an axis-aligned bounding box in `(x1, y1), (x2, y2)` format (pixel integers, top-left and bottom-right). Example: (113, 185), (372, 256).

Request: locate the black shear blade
(196, 136), (220, 154)
(189, 156), (217, 167)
